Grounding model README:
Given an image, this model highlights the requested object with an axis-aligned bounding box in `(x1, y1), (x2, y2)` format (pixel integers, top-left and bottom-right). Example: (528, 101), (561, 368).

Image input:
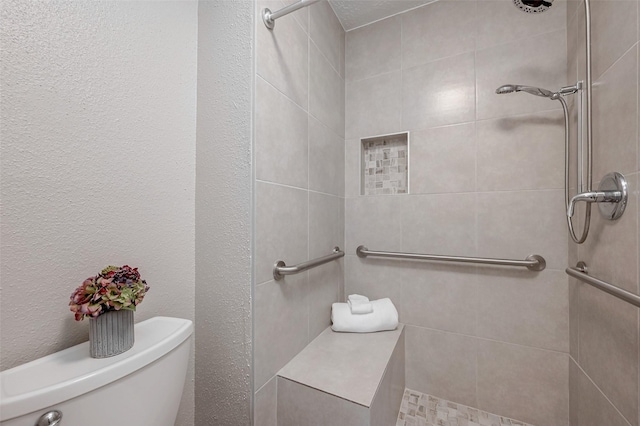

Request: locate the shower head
(513, 0), (553, 13)
(496, 84), (517, 95)
(495, 84), (556, 98)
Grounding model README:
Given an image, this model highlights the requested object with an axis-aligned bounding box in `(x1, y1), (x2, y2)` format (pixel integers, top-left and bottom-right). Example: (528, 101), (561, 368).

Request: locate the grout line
(257, 73), (345, 142)
(256, 178), (346, 198)
(569, 355), (634, 426)
(344, 188), (568, 200)
(404, 323), (571, 357)
(475, 27), (568, 56)
(254, 374), (276, 395)
(256, 73), (308, 113)
(309, 36), (342, 81)
(344, 0), (438, 33)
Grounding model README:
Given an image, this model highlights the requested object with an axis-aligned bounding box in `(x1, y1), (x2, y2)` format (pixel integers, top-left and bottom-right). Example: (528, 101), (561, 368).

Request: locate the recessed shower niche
(361, 132), (409, 195)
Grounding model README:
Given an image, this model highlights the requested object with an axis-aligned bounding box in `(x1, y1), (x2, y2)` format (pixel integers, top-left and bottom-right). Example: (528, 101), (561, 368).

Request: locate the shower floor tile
(396, 389), (535, 426)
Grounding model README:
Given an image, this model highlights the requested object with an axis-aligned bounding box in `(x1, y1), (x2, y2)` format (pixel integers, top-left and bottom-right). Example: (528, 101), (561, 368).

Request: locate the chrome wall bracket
(567, 172), (628, 220)
(262, 8), (275, 29)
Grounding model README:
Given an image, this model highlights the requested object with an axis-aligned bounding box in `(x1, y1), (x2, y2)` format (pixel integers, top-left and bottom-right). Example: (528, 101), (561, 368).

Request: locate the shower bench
(276, 324), (405, 426)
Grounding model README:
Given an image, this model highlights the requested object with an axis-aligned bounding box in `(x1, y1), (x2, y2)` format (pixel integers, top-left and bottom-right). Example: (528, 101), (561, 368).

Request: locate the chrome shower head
(495, 84), (556, 98)
(513, 0), (553, 13)
(496, 84), (517, 95)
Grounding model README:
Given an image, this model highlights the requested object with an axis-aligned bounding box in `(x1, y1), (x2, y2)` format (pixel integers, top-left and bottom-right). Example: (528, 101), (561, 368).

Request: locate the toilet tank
(0, 316), (193, 426)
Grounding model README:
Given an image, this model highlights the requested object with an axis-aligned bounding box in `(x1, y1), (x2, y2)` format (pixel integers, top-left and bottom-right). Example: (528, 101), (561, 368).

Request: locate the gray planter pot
(89, 309), (134, 358)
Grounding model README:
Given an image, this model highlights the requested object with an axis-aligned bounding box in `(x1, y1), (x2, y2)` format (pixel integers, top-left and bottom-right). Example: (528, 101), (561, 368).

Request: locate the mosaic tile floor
(396, 389), (535, 426)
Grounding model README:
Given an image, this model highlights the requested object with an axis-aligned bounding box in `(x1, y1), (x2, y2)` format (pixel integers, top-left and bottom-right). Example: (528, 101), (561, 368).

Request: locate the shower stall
(234, 0), (640, 423)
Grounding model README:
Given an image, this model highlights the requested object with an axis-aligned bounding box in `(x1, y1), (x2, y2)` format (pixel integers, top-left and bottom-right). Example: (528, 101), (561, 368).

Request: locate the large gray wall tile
(345, 139), (361, 197)
(255, 377), (277, 426)
(255, 182), (309, 285)
(592, 45), (638, 179)
(477, 340), (569, 426)
(345, 15), (401, 82)
(400, 193), (477, 256)
(310, 42), (345, 138)
(345, 71), (402, 140)
(477, 190), (567, 270)
(401, 264), (477, 335)
(257, 0), (308, 109)
(405, 326), (478, 408)
(310, 0), (345, 77)
(410, 123), (476, 194)
(345, 195), (403, 253)
(308, 260), (343, 339)
(310, 191), (345, 258)
(579, 283), (639, 425)
(254, 276), (309, 389)
(477, 110), (565, 191)
(571, 358), (633, 426)
(401, 0), (477, 69)
(308, 191), (344, 338)
(256, 78), (309, 188)
(590, 0), (637, 81)
(476, 269), (569, 352)
(402, 53), (476, 130)
(344, 255), (403, 305)
(309, 117), (345, 196)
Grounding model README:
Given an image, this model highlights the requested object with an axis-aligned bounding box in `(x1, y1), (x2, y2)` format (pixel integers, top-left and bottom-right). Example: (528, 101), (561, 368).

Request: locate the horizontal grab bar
(274, 246), (344, 281)
(356, 246), (546, 271)
(566, 262), (640, 308)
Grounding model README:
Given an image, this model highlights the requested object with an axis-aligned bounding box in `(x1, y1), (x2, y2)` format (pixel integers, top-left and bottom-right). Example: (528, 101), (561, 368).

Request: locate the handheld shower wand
(495, 84), (555, 98)
(495, 83), (592, 243)
(495, 82), (628, 239)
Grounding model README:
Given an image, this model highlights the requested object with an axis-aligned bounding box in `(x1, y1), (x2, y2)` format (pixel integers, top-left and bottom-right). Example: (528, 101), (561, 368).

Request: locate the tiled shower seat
(276, 325), (405, 426)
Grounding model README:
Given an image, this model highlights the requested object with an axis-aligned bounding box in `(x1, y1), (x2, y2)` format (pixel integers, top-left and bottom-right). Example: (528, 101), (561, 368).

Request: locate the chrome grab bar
(566, 262), (640, 308)
(356, 246), (546, 271)
(273, 246), (344, 280)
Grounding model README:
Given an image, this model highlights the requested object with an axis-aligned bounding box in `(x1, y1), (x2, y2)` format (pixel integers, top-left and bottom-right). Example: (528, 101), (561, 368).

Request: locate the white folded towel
(348, 299), (374, 314)
(347, 294), (369, 304)
(331, 298), (398, 333)
(347, 293), (373, 314)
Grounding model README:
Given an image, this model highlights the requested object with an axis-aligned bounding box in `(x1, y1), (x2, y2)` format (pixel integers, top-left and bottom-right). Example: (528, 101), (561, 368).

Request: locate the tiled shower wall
(566, 0), (640, 425)
(253, 1), (346, 425)
(344, 2), (570, 425)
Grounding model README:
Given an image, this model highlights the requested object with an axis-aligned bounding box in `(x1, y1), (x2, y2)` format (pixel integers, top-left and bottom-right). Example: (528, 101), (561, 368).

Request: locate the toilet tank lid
(0, 316), (193, 421)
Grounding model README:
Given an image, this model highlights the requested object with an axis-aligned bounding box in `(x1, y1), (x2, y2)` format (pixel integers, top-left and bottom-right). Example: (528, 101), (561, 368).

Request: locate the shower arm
(262, 0), (321, 29)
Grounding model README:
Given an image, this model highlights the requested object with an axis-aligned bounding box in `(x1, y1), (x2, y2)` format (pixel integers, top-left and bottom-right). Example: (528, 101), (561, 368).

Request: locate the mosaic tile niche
(361, 132), (409, 195)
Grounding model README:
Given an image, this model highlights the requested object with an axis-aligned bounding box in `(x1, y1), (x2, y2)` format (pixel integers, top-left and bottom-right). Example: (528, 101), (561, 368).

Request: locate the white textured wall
(0, 1), (197, 424)
(195, 1), (253, 424)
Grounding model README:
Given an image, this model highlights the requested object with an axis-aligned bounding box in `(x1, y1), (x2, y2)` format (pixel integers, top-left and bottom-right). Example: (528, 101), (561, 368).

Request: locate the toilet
(0, 316), (193, 426)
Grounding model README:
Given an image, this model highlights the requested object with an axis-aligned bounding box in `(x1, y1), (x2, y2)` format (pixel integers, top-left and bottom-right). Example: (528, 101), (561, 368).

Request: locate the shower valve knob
(567, 172), (628, 220)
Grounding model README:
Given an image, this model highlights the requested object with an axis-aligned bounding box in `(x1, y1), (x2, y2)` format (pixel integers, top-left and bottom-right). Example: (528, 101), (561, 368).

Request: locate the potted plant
(70, 265), (150, 358)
